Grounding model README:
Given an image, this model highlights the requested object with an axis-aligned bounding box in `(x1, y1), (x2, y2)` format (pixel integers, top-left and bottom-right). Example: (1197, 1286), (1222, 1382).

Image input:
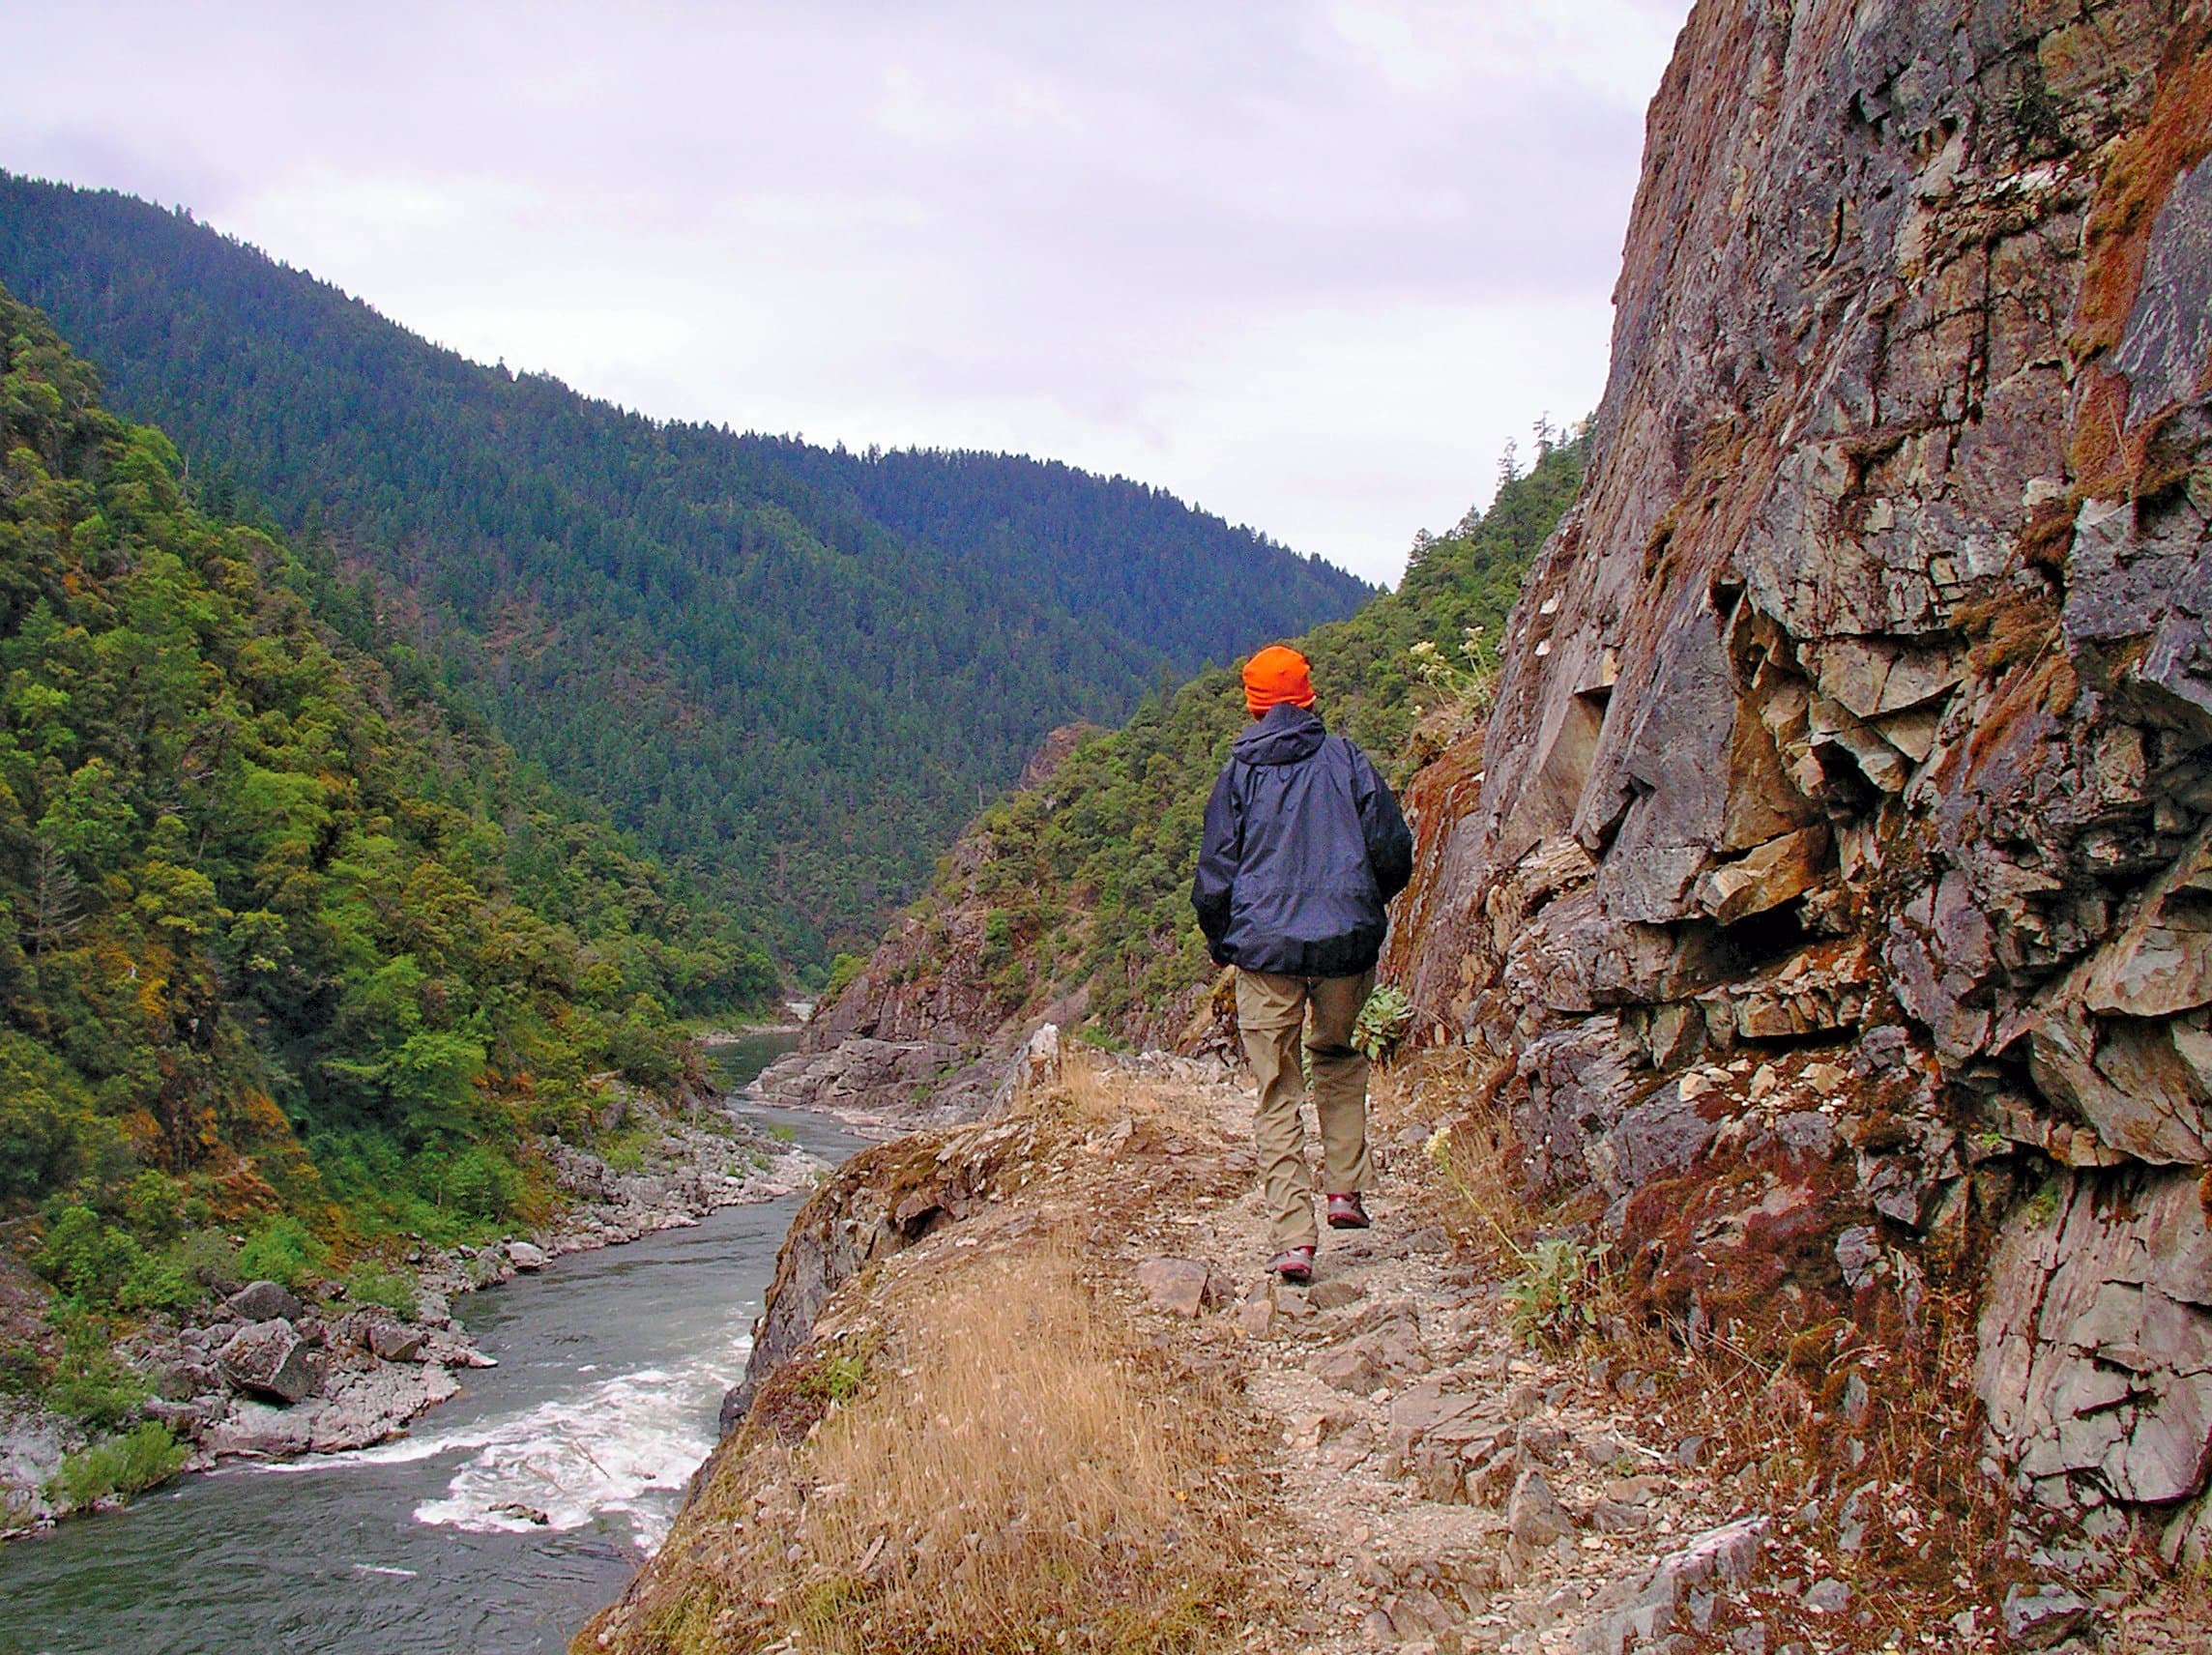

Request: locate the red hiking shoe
(1266, 1245), (1316, 1284)
(1325, 1192), (1370, 1230)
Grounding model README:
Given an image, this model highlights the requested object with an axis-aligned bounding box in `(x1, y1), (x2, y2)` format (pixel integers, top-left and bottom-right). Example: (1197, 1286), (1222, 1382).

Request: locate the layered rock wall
(1387, 0), (2212, 1553)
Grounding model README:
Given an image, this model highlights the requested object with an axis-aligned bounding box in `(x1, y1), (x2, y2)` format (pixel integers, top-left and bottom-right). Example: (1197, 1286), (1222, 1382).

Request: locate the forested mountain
(812, 428), (1588, 1049)
(0, 175), (1370, 971)
(0, 285), (762, 1302)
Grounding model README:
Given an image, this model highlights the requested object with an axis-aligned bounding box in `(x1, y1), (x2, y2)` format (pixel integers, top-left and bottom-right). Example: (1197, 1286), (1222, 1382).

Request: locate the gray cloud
(0, 0), (1693, 582)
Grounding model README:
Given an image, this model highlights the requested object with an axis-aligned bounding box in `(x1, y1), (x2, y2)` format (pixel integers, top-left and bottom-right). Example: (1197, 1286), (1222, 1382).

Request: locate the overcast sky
(2, 1), (1693, 587)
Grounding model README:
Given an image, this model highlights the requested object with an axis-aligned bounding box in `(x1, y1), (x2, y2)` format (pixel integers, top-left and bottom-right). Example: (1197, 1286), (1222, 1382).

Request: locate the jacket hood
(1233, 702), (1325, 767)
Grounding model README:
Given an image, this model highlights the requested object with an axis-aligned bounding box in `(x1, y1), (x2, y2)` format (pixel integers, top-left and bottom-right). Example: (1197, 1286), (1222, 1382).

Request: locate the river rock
(306, 1363), (461, 1453)
(204, 1399), (317, 1458)
(226, 1280), (306, 1323)
(506, 1240), (549, 1272)
(366, 1321), (424, 1363)
(751, 1036), (987, 1127)
(156, 1357), (219, 1401)
(217, 1320), (321, 1405)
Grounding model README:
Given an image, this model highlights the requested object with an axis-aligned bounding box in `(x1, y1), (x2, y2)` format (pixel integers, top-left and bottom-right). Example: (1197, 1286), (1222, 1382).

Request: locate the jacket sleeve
(1191, 761), (1241, 961)
(1350, 744), (1414, 903)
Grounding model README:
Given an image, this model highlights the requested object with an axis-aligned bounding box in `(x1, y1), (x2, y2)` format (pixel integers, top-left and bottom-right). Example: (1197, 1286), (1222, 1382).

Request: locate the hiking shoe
(1267, 1245), (1316, 1284)
(1325, 1192), (1371, 1230)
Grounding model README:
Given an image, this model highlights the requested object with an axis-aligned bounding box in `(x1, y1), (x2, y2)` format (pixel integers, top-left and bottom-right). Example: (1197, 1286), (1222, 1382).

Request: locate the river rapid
(0, 1031), (866, 1655)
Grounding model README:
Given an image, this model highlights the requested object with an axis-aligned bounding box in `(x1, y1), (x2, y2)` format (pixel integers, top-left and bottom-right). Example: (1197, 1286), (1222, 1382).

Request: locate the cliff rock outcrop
(1386, 0), (2212, 1558)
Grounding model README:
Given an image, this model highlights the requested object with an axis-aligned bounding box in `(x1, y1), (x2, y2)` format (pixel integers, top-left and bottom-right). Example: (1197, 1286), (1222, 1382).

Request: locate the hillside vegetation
(0, 286), (761, 1366)
(820, 428), (1587, 1046)
(0, 175), (1370, 970)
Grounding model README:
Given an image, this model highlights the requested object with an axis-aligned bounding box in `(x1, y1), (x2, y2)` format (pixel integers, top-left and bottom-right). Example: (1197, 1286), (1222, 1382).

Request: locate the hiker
(1191, 643), (1412, 1285)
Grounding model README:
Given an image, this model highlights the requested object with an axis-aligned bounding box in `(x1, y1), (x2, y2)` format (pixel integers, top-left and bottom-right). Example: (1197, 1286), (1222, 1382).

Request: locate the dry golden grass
(575, 1067), (1270, 1655)
(764, 1245), (1250, 1654)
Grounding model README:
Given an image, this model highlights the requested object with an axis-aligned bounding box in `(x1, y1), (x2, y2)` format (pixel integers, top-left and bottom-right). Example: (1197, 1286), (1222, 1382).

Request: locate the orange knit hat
(1242, 644), (1316, 716)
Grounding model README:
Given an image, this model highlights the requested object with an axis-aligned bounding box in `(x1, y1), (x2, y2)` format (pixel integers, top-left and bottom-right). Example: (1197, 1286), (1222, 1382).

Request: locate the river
(0, 1031), (865, 1655)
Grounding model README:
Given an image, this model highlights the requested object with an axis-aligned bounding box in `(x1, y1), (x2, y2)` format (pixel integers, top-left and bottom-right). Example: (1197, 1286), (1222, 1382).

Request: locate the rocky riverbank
(0, 1096), (826, 1536)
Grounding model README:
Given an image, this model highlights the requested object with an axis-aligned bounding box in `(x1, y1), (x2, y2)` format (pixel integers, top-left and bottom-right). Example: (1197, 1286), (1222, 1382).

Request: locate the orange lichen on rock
(2070, 17), (2212, 492)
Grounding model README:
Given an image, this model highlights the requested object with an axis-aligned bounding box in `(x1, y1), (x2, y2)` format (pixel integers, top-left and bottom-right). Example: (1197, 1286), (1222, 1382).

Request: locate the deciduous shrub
(50, 1422), (188, 1511)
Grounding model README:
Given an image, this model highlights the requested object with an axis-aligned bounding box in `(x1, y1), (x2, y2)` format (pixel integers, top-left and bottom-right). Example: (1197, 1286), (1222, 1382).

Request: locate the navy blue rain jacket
(1190, 704), (1413, 977)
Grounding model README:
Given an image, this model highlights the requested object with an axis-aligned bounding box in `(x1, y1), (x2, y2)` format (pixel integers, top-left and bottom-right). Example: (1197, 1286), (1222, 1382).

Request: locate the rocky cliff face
(1387, 0), (2212, 1559)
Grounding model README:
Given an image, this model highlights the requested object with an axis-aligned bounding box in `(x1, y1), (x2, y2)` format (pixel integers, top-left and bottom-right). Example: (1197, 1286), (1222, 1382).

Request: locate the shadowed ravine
(0, 1035), (866, 1655)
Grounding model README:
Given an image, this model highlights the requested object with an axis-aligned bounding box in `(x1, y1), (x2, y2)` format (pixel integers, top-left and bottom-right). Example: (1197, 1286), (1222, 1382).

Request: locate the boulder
(217, 1319), (321, 1405)
(205, 1399), (317, 1458)
(155, 1357), (219, 1401)
(505, 1240), (550, 1272)
(366, 1321), (424, 1363)
(226, 1280), (306, 1323)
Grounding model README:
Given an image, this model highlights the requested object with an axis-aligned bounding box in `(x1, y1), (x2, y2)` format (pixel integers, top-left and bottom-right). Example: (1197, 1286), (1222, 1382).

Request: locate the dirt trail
(1094, 1054), (2209, 1655)
(1114, 1058), (1783, 1655)
(586, 1050), (2205, 1655)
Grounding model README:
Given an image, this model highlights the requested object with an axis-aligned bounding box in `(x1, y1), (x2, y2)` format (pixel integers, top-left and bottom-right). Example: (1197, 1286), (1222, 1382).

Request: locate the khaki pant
(1236, 966), (1375, 1251)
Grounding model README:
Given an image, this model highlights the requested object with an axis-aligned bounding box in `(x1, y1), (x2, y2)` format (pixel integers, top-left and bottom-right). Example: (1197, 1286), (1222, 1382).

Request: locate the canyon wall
(1386, 0), (2212, 1556)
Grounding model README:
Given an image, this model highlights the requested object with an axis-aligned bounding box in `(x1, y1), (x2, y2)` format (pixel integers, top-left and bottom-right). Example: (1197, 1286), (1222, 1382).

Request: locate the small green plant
(50, 1422), (189, 1511)
(1070, 1021), (1130, 1054)
(799, 1339), (875, 1406)
(2021, 1179), (2063, 1227)
(767, 1123), (799, 1145)
(1426, 1125), (1614, 1348)
(1503, 1235), (1614, 1347)
(1353, 984), (1414, 1063)
(343, 1263), (420, 1320)
(237, 1214), (329, 1289)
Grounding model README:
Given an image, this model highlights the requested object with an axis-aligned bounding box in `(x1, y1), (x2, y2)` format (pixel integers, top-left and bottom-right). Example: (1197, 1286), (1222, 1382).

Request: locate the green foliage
(173, 1228), (241, 1293)
(0, 288), (780, 1303)
(1503, 1237), (1615, 1349)
(885, 430), (1591, 1037)
(1352, 984), (1414, 1064)
(117, 1249), (199, 1312)
(0, 176), (1371, 971)
(819, 952), (866, 1003)
(235, 1214), (328, 1289)
(34, 1206), (143, 1308)
(44, 1311), (149, 1430)
(49, 1421), (188, 1511)
(342, 1263), (419, 1319)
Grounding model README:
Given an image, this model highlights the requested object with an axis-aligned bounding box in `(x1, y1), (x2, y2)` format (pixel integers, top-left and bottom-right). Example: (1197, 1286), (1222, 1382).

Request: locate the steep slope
(0, 176), (1371, 969)
(1389, 0), (2212, 1571)
(785, 434), (1586, 1110)
(0, 285), (763, 1358)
